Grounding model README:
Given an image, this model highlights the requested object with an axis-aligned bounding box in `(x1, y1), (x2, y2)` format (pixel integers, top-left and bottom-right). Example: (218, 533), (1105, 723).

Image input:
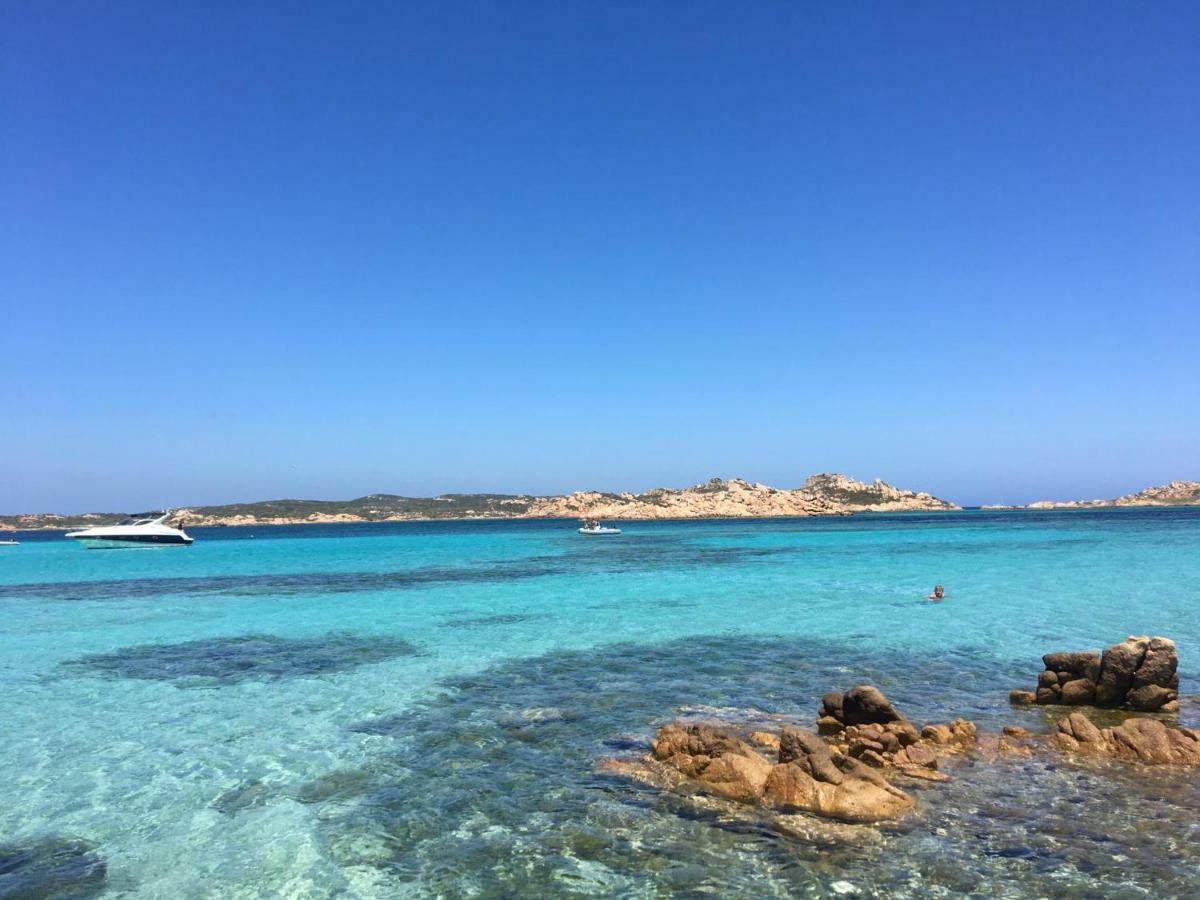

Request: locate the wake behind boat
(66, 511), (193, 549)
(578, 518), (621, 536)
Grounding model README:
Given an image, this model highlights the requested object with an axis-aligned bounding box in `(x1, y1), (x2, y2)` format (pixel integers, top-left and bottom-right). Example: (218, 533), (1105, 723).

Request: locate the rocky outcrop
(3, 474), (958, 530)
(1014, 636), (1179, 713)
(527, 474), (957, 521)
(1055, 714), (1200, 765)
(816, 685), (975, 779)
(648, 722), (914, 823)
(649, 723), (774, 803)
(764, 727), (914, 822)
(818, 685), (904, 731)
(798, 473), (958, 513)
(607, 651), (1196, 846)
(1015, 480), (1200, 510)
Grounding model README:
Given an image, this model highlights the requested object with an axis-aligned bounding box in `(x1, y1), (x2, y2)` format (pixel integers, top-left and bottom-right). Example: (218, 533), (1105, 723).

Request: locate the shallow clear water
(2, 509), (1198, 898)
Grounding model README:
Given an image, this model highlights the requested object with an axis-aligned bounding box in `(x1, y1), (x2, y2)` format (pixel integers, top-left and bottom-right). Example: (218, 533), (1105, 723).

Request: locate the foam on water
(1, 509), (1198, 897)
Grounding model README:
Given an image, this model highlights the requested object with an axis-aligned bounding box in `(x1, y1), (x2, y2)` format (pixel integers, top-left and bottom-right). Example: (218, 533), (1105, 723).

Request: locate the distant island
(7, 476), (1197, 531)
(1, 473), (956, 530)
(982, 480), (1200, 511)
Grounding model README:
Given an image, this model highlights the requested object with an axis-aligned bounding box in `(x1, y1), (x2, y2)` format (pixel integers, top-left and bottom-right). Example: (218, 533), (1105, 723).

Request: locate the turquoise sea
(2, 509), (1199, 898)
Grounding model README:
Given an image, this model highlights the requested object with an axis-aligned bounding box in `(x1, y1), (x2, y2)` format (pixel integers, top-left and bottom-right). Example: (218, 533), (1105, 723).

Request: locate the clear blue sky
(3, 1), (1197, 512)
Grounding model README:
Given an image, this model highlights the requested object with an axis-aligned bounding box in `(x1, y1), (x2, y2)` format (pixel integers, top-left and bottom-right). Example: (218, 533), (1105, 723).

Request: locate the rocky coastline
(8, 476), (1198, 532)
(986, 479), (1200, 510)
(603, 634), (1198, 836)
(0, 473), (957, 531)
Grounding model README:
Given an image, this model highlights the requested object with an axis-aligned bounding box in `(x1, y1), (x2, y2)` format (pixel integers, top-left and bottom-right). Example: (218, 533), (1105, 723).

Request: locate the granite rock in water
(816, 686), (969, 780)
(648, 722), (913, 822)
(1055, 713), (1200, 765)
(650, 723), (773, 803)
(1013, 636), (1179, 712)
(819, 685), (903, 727)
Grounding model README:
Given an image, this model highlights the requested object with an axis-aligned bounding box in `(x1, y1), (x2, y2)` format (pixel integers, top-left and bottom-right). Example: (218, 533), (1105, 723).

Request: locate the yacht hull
(71, 535), (193, 549)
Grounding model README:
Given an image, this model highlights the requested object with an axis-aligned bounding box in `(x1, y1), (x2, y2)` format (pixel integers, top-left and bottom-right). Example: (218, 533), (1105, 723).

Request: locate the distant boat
(578, 519), (621, 536)
(66, 511), (194, 549)
(0, 538), (18, 546)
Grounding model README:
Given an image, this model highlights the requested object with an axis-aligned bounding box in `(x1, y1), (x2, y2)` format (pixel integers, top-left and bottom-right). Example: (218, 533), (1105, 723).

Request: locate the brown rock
(820, 691), (844, 721)
(650, 723), (773, 802)
(1002, 725), (1031, 738)
(1009, 690), (1037, 705)
(749, 731), (781, 750)
(885, 721), (921, 746)
(1104, 718), (1200, 765)
(841, 686), (903, 726)
(896, 765), (951, 782)
(1043, 651), (1101, 679)
(1035, 687), (1058, 704)
(816, 716), (843, 735)
(763, 761), (914, 822)
(762, 762), (820, 809)
(1059, 678), (1097, 705)
(848, 738), (884, 758)
(878, 731), (901, 754)
(1127, 684), (1175, 712)
(698, 752), (774, 802)
(651, 722), (757, 769)
(903, 744), (938, 769)
(1095, 636), (1149, 705)
(1058, 712), (1103, 745)
(858, 749), (887, 768)
(1055, 732), (1080, 752)
(1132, 637), (1178, 689)
(996, 737), (1033, 758)
(777, 727), (843, 784)
(1037, 670), (1059, 689)
(921, 724), (952, 745)
(948, 720), (977, 748)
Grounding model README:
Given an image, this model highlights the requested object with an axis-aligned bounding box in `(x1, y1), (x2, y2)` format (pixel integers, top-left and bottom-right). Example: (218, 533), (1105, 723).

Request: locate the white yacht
(66, 511), (193, 549)
(578, 519), (621, 536)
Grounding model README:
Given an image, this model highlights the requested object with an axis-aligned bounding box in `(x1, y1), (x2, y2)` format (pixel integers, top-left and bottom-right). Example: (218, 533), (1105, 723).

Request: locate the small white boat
(0, 539), (18, 546)
(578, 519), (621, 536)
(66, 511), (193, 549)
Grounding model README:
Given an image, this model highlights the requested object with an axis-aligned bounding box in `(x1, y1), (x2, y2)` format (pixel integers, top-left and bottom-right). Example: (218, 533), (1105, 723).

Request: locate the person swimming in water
(927, 584), (945, 601)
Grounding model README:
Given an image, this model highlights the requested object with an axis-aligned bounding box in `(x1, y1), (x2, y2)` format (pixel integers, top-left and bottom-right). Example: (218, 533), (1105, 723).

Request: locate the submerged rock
(212, 779), (272, 814)
(0, 836), (107, 899)
(295, 769), (375, 805)
(61, 632), (422, 685)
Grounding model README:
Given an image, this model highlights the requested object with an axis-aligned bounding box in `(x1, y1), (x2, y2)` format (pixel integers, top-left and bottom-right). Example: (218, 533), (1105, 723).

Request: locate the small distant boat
(66, 511), (193, 549)
(0, 538), (18, 546)
(578, 519), (621, 536)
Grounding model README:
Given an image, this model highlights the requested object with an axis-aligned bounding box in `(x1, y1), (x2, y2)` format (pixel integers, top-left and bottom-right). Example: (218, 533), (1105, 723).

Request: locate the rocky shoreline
(603, 634), (1198, 835)
(985, 479), (1200, 510)
(0, 473), (957, 531)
